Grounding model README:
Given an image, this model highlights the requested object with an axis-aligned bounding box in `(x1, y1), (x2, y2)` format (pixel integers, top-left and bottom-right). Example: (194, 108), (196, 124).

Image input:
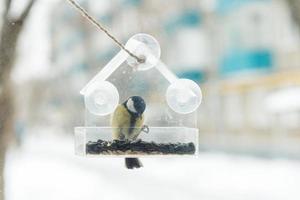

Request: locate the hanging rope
(66, 0), (145, 63)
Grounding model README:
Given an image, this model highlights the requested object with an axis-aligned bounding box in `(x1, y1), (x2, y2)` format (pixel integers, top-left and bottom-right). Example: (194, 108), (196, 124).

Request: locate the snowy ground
(5, 131), (300, 200)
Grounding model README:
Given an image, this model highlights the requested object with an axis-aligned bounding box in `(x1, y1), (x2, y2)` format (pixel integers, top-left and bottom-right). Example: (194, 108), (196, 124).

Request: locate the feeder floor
(86, 139), (196, 155)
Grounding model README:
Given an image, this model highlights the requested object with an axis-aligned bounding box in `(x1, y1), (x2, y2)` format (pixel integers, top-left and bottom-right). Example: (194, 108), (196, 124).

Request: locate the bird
(111, 96), (147, 169)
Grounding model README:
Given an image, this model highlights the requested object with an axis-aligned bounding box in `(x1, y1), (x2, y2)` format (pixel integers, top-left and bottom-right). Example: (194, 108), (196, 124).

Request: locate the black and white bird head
(125, 96), (146, 115)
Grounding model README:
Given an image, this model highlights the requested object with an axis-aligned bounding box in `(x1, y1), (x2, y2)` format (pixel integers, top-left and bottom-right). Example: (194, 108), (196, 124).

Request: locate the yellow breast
(110, 104), (144, 140)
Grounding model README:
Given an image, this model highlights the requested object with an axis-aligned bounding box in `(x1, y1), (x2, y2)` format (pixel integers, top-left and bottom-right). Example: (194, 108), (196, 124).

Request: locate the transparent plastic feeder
(75, 33), (202, 157)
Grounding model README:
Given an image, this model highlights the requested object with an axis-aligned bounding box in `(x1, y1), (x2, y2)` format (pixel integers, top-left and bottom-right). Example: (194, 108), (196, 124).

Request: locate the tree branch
(3, 0), (12, 20)
(16, 0), (36, 23)
(287, 0), (300, 31)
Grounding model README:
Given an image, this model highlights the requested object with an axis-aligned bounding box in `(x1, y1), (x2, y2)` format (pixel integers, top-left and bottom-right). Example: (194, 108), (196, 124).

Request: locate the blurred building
(199, 0), (300, 157)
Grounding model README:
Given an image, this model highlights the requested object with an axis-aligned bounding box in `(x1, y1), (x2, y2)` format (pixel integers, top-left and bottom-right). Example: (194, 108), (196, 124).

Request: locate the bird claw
(141, 125), (149, 134)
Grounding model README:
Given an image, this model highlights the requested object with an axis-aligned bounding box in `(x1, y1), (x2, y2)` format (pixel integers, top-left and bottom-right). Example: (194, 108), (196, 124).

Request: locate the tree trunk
(0, 18), (23, 200)
(0, 135), (7, 200)
(0, 146), (4, 200)
(0, 0), (35, 195)
(287, 0), (300, 30)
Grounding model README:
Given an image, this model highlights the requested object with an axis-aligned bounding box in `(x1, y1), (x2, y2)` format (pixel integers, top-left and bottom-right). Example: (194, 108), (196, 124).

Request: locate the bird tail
(125, 158), (143, 169)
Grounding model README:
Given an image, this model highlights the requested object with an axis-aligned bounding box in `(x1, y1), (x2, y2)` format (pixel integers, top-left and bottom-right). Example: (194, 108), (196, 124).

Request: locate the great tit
(111, 96), (146, 169)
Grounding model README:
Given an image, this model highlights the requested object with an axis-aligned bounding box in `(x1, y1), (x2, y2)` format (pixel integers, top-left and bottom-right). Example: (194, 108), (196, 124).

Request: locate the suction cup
(166, 79), (202, 114)
(84, 81), (119, 116)
(126, 33), (161, 71)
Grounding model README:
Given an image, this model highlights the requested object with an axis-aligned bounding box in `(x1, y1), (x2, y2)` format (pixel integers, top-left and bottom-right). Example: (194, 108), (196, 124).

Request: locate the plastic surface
(79, 33), (202, 116)
(80, 50), (129, 95)
(166, 79), (202, 114)
(75, 127), (199, 157)
(126, 33), (161, 71)
(75, 33), (202, 157)
(84, 81), (119, 116)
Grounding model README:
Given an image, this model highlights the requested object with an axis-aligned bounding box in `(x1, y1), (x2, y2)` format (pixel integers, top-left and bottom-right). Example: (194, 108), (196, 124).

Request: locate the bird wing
(111, 105), (131, 140)
(111, 104), (145, 140)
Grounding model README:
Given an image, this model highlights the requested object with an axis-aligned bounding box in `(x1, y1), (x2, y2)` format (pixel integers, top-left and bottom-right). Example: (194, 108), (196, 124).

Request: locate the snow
(5, 130), (300, 200)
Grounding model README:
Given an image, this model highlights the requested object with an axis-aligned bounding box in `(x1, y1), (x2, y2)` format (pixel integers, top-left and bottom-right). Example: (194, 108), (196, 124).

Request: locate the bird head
(125, 96), (146, 115)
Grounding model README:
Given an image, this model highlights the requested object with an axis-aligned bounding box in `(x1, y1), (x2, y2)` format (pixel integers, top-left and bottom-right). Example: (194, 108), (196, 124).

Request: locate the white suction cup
(166, 79), (202, 114)
(84, 81), (119, 116)
(126, 33), (161, 71)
